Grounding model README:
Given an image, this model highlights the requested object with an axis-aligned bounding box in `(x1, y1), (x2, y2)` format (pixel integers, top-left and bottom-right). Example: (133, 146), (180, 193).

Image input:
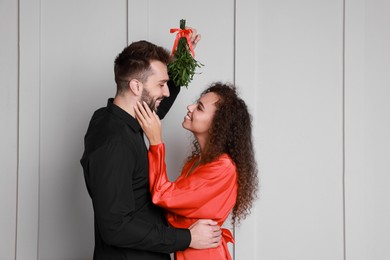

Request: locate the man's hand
(188, 219), (222, 249)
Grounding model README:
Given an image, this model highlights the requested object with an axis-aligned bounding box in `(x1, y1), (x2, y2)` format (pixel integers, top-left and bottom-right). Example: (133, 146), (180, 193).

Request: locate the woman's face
(182, 92), (219, 138)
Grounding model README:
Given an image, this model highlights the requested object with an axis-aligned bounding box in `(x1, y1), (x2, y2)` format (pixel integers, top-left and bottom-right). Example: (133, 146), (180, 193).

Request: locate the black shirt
(80, 83), (190, 259)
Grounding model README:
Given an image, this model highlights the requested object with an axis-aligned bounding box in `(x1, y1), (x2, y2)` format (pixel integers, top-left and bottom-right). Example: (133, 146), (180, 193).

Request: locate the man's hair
(114, 40), (170, 95)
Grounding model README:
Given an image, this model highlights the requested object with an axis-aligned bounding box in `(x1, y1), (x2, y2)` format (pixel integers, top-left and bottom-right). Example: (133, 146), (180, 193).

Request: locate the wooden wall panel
(17, 0), (41, 258)
(235, 1), (345, 259)
(128, 0), (236, 257)
(0, 0), (18, 258)
(2, 0), (387, 259)
(345, 0), (390, 259)
(37, 0), (127, 259)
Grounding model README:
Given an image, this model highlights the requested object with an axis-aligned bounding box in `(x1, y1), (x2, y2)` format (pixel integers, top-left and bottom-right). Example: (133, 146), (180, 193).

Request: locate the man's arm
(88, 142), (221, 252)
(157, 27), (201, 119)
(156, 79), (180, 119)
(87, 141), (190, 253)
(189, 220), (222, 249)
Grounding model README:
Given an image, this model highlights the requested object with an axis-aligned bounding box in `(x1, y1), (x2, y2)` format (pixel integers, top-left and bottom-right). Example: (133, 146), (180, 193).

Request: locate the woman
(135, 82), (258, 259)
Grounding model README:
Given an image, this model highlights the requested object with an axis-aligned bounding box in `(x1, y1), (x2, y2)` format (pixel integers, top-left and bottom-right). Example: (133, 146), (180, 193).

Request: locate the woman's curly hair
(187, 82), (259, 225)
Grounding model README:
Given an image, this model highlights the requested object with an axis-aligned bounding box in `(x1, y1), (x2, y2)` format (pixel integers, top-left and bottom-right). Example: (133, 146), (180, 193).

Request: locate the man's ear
(129, 79), (141, 95)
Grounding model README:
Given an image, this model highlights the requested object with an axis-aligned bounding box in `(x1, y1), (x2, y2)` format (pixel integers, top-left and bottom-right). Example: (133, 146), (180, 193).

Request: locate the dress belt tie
(221, 228), (234, 260)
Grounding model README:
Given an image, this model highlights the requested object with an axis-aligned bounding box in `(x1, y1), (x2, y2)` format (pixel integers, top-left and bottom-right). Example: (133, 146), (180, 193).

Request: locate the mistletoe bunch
(168, 19), (203, 88)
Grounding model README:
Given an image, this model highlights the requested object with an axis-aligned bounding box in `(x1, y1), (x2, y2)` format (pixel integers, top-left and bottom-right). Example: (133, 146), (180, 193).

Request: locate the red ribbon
(170, 28), (195, 57)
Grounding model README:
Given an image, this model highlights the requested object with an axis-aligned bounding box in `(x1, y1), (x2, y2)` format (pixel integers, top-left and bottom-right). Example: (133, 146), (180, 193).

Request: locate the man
(81, 30), (221, 259)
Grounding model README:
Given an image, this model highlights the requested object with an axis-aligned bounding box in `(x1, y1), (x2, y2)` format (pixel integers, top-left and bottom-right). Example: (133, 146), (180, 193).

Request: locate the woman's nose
(187, 103), (195, 112)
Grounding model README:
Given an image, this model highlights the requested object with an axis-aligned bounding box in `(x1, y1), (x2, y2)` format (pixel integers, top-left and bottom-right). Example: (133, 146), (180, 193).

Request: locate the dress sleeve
(148, 143), (238, 220)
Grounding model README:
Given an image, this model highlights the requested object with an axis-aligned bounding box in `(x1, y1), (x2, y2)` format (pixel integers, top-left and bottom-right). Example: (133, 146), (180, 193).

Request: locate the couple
(80, 28), (258, 260)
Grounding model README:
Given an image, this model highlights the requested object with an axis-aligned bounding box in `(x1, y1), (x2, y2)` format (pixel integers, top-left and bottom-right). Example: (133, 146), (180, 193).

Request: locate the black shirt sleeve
(86, 141), (190, 253)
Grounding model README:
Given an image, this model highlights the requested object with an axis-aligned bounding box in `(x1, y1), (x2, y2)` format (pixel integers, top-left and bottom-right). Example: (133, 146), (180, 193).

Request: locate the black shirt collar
(107, 98), (141, 132)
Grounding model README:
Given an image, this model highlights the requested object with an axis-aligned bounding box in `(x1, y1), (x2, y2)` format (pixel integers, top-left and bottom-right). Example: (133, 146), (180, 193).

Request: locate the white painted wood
(128, 0), (149, 42)
(130, 0), (235, 185)
(234, 0), (260, 259)
(17, 0), (41, 259)
(4, 0), (389, 259)
(37, 0), (127, 259)
(0, 0), (18, 259)
(128, 0), (235, 258)
(235, 0), (345, 259)
(345, 0), (390, 259)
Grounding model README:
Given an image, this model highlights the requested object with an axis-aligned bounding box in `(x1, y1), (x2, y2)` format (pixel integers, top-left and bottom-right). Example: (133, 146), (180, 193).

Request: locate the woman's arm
(148, 143), (238, 220)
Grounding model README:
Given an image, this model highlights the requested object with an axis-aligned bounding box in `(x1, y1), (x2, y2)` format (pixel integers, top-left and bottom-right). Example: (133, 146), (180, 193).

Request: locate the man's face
(140, 60), (170, 112)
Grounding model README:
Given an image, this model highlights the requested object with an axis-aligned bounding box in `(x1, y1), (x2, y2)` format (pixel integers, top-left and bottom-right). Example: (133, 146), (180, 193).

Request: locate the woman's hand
(134, 101), (163, 145)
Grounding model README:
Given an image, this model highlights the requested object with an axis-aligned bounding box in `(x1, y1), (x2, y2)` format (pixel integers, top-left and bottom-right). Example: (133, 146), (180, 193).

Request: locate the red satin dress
(148, 144), (238, 260)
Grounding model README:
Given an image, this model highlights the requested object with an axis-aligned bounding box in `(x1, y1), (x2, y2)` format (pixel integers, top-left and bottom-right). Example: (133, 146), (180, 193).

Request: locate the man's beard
(141, 88), (158, 112)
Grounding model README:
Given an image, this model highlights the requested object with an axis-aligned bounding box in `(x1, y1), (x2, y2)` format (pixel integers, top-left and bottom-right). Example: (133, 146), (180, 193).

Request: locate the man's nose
(162, 83), (170, 97)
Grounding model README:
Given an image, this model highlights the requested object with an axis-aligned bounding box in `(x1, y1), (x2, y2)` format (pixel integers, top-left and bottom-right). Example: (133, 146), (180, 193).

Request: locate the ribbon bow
(170, 28), (195, 57)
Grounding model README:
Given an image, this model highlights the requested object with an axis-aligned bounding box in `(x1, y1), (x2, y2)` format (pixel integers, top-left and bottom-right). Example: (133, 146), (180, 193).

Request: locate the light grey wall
(0, 0), (18, 259)
(37, 1), (128, 259)
(236, 1), (345, 259)
(345, 0), (390, 259)
(1, 0), (389, 259)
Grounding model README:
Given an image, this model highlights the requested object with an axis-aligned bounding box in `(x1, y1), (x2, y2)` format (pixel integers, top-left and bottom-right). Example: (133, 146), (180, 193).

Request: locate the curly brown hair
(187, 82), (259, 225)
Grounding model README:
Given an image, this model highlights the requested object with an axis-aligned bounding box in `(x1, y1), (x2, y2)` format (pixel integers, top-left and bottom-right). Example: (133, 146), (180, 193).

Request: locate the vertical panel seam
(126, 0), (129, 45)
(342, 0), (346, 259)
(147, 0), (150, 39)
(15, 0), (20, 259)
(233, 0), (236, 86)
(37, 0), (42, 259)
(232, 0), (236, 259)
